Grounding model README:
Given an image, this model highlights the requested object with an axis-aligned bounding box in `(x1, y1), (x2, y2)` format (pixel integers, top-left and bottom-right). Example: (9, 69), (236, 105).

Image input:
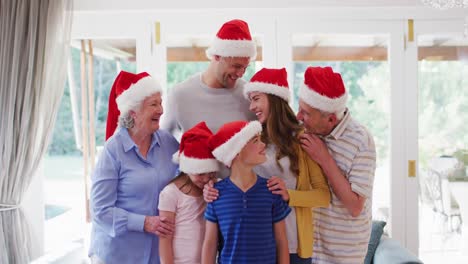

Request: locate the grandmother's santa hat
(298, 66), (348, 113)
(209, 121), (262, 167)
(105, 71), (162, 140)
(206, 19), (257, 61)
(172, 122), (219, 174)
(243, 67), (290, 102)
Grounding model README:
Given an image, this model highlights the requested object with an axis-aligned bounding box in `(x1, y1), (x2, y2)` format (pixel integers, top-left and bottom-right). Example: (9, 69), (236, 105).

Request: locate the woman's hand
(203, 180), (219, 202)
(267, 176), (289, 202)
(144, 215), (174, 237)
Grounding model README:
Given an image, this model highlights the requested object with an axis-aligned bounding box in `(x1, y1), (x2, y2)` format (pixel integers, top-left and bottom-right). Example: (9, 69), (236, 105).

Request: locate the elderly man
(297, 66), (377, 264)
(161, 19), (256, 135)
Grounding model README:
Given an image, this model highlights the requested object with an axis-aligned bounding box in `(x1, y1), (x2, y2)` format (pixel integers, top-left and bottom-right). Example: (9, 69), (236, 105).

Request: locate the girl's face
(248, 92), (270, 124)
(188, 171), (217, 190)
(237, 134), (266, 166)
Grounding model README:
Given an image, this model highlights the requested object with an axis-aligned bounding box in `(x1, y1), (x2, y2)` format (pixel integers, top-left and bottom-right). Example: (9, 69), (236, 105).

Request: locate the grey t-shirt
(161, 73), (256, 136)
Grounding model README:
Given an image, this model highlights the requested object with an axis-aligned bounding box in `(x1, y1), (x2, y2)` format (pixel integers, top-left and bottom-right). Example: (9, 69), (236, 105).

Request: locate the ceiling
(74, 0), (425, 11)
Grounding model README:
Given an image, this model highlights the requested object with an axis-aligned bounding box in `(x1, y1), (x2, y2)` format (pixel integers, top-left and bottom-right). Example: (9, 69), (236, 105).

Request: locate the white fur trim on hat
(243, 82), (290, 102)
(212, 121), (262, 167)
(116, 76), (162, 116)
(299, 83), (348, 113)
(178, 153), (219, 174)
(206, 37), (257, 61)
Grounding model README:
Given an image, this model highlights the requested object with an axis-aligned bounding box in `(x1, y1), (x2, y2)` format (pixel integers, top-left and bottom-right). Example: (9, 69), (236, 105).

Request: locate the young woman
(158, 122), (219, 264)
(243, 68), (331, 263)
(202, 120), (291, 264)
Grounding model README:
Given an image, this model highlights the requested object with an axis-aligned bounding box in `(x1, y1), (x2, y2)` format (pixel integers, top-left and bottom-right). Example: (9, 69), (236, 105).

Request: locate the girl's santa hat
(209, 121), (262, 167)
(298, 66), (348, 113)
(172, 122), (219, 174)
(105, 71), (162, 140)
(206, 19), (257, 61)
(243, 67), (290, 102)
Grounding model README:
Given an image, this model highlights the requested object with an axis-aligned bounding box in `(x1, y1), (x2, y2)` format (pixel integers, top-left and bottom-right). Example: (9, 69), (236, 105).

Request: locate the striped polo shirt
(205, 175), (291, 264)
(311, 111), (376, 264)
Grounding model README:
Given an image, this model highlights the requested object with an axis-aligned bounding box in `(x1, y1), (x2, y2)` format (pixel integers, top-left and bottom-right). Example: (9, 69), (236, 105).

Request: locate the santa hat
(206, 19), (257, 61)
(209, 121), (262, 167)
(299, 66), (348, 113)
(105, 71), (162, 140)
(172, 122), (219, 174)
(243, 67), (290, 102)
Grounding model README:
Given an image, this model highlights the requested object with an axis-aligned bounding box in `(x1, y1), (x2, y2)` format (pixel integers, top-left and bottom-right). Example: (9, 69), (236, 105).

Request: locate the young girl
(243, 68), (331, 263)
(158, 122), (219, 264)
(202, 120), (291, 264)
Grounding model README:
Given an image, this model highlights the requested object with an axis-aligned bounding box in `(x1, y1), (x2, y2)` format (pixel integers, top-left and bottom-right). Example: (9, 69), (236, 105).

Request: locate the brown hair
(168, 172), (194, 195)
(262, 94), (302, 176)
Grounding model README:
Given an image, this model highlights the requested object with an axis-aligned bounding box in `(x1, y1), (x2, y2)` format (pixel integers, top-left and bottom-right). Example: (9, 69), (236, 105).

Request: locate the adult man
(161, 19), (256, 135)
(297, 66), (376, 264)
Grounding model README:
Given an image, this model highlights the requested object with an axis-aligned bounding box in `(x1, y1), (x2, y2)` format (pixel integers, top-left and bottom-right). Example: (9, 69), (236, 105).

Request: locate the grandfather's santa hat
(209, 120), (262, 167)
(172, 122), (219, 174)
(299, 66), (348, 113)
(105, 71), (162, 140)
(206, 19), (257, 61)
(243, 67), (290, 102)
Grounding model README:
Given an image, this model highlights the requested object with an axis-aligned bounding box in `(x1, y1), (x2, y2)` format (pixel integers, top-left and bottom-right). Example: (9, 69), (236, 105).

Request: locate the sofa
(366, 221), (423, 264)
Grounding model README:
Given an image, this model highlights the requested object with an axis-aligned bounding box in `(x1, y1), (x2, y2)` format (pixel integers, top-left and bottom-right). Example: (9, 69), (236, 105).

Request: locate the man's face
(214, 56), (250, 88)
(296, 100), (334, 136)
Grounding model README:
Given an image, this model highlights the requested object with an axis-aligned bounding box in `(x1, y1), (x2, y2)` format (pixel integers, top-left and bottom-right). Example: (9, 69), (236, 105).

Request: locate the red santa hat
(209, 120), (262, 167)
(206, 19), (257, 61)
(105, 71), (162, 140)
(243, 67), (290, 102)
(172, 122), (219, 174)
(298, 66), (348, 113)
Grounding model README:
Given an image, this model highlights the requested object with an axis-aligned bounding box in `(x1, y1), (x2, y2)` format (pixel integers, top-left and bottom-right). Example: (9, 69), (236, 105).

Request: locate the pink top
(158, 183), (206, 264)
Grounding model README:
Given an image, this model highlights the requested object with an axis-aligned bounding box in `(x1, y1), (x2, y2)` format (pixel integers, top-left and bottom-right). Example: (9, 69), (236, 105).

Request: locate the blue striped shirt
(205, 175), (291, 264)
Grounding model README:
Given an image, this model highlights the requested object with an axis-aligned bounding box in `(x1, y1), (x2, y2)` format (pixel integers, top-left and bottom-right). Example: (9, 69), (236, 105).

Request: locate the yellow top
(287, 140), (331, 258)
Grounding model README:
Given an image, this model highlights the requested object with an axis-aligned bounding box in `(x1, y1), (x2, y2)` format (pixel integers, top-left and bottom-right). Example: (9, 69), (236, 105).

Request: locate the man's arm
(202, 221), (219, 264)
(158, 211), (175, 264)
(274, 219), (290, 264)
(299, 133), (365, 217)
(160, 90), (177, 133)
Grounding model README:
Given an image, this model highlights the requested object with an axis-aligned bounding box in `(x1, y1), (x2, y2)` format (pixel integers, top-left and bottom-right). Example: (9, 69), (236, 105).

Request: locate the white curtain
(0, 0), (73, 262)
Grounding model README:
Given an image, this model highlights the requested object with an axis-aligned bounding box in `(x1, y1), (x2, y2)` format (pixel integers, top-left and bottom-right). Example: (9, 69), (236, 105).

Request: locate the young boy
(202, 120), (291, 264)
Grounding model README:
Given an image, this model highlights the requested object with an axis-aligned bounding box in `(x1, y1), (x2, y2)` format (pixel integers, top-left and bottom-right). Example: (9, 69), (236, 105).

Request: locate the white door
(408, 18), (468, 264)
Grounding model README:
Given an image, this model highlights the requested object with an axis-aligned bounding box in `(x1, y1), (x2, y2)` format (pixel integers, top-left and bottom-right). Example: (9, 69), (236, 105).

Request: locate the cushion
(373, 237), (423, 264)
(364, 220), (386, 264)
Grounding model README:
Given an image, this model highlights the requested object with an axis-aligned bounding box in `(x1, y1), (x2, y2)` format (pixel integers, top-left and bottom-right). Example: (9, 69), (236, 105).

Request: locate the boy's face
(237, 134), (266, 166)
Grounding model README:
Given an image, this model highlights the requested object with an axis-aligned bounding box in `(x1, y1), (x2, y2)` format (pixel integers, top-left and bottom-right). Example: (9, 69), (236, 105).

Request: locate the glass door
(38, 12), (150, 261)
(413, 19), (468, 264)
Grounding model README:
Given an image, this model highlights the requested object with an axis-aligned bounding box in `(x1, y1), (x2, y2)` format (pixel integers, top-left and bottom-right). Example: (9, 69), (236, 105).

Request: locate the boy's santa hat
(105, 71), (162, 140)
(206, 19), (257, 61)
(299, 66), (348, 113)
(209, 120), (262, 167)
(243, 67), (290, 102)
(172, 122), (219, 174)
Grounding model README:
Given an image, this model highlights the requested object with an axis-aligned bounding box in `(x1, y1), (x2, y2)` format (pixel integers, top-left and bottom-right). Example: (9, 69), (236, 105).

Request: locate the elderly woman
(89, 71), (179, 264)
